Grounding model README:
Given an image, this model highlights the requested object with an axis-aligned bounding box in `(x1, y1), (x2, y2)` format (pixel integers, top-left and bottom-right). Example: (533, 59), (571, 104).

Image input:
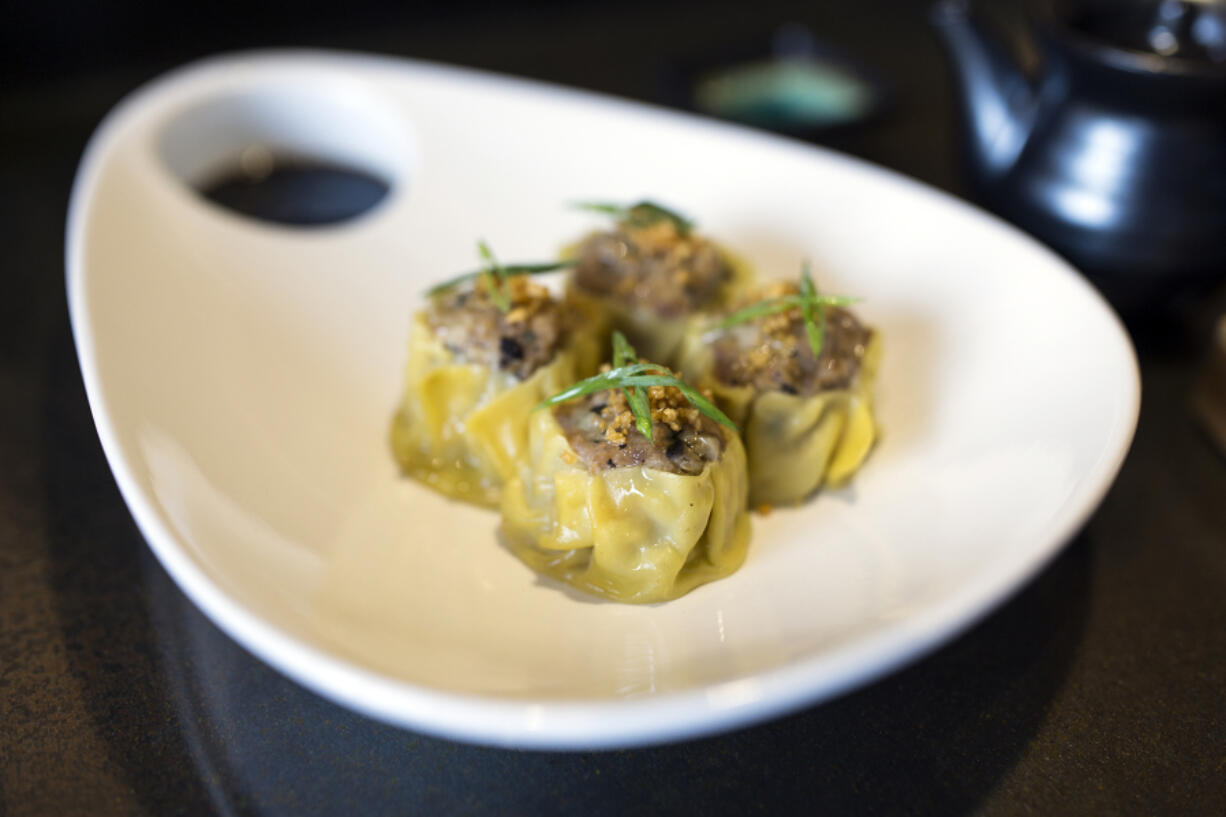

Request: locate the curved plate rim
(66, 49), (1141, 750)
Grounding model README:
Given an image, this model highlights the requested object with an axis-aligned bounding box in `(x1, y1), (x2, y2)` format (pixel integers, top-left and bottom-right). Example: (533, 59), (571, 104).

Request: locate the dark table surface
(3, 2), (1226, 814)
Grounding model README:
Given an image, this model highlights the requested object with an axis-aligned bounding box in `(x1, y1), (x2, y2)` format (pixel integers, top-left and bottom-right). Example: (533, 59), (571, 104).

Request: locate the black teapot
(932, 0), (1226, 312)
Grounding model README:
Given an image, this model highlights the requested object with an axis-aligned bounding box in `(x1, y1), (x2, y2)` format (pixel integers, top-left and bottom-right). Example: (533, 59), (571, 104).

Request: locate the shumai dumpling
(676, 280), (881, 508)
(501, 375), (750, 604)
(568, 208), (754, 365)
(390, 276), (601, 508)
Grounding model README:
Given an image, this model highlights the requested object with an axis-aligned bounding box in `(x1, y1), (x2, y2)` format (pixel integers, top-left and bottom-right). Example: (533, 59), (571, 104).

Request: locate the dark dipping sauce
(713, 305), (872, 396)
(426, 278), (567, 380)
(200, 160), (389, 226)
(572, 222), (731, 318)
(554, 389), (725, 475)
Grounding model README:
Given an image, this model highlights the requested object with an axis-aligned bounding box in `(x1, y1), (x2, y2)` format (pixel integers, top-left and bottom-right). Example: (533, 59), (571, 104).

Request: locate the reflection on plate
(67, 51), (1138, 748)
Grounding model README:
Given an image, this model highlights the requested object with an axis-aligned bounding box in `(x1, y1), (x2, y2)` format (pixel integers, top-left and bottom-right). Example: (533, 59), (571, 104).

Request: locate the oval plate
(67, 51), (1139, 749)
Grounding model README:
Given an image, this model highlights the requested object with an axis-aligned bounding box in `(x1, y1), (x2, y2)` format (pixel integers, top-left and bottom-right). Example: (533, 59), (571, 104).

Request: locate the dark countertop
(3, 2), (1225, 814)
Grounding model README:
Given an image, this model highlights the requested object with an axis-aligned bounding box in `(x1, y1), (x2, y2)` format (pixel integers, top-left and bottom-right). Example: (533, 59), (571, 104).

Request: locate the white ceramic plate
(67, 51), (1139, 749)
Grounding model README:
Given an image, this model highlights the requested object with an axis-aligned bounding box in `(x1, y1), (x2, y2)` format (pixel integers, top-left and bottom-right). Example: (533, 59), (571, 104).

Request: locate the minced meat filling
(426, 276), (567, 380)
(554, 374), (725, 475)
(572, 220), (730, 318)
(712, 282), (872, 396)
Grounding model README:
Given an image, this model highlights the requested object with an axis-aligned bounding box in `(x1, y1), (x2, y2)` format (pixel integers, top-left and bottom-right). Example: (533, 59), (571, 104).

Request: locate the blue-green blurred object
(694, 58), (875, 130)
(667, 23), (888, 134)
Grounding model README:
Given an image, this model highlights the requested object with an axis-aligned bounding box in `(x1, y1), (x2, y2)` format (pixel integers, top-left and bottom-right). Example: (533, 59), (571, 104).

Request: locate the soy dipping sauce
(199, 146), (391, 226)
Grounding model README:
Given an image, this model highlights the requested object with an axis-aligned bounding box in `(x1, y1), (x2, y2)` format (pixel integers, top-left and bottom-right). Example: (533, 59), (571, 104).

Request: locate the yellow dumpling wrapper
(501, 409), (751, 603)
(565, 247), (757, 366)
(676, 327), (882, 507)
(390, 312), (601, 508)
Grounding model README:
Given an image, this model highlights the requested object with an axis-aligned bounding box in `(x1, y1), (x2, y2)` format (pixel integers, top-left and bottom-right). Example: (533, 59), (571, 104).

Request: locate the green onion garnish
(612, 331), (654, 440)
(799, 262), (824, 359)
(476, 239), (511, 313)
(537, 331), (737, 441)
(426, 260), (576, 299)
(573, 200), (695, 235)
(714, 293), (860, 329)
(425, 241), (577, 311)
(713, 261), (859, 360)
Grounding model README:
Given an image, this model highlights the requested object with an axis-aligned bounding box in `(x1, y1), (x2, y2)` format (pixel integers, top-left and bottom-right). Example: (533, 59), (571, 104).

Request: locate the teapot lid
(1039, 0), (1226, 81)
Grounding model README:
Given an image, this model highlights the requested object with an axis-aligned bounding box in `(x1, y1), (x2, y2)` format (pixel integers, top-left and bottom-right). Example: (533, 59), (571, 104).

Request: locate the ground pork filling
(426, 276), (567, 380)
(554, 374), (726, 475)
(572, 220), (730, 318)
(712, 282), (872, 396)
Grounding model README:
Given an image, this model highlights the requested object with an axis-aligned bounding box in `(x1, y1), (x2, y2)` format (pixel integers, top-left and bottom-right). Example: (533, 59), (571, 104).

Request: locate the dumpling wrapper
(676, 326), (882, 507)
(501, 409), (751, 603)
(390, 311), (602, 508)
